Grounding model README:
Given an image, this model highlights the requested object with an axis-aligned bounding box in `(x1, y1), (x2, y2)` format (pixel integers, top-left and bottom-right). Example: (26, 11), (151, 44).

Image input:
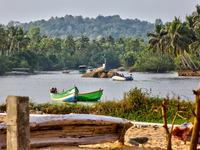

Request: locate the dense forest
(0, 5), (200, 75)
(3, 15), (156, 44)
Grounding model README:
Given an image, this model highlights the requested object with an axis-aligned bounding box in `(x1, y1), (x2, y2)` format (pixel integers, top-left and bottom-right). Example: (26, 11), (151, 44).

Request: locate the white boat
(10, 68), (30, 75)
(62, 67), (70, 73)
(112, 75), (133, 81)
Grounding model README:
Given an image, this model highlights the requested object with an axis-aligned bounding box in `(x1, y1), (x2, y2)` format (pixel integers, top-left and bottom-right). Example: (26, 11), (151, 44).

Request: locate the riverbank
(178, 69), (200, 76)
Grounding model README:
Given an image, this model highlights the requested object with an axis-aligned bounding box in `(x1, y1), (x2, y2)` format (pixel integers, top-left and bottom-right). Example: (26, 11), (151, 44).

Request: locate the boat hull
(50, 87), (79, 102)
(62, 70), (70, 73)
(79, 69), (86, 74)
(77, 89), (103, 102)
(11, 71), (30, 75)
(112, 76), (133, 81)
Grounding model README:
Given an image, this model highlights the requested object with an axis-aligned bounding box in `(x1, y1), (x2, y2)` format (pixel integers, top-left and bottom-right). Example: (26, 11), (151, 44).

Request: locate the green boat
(79, 65), (86, 74)
(77, 89), (103, 102)
(50, 86), (79, 102)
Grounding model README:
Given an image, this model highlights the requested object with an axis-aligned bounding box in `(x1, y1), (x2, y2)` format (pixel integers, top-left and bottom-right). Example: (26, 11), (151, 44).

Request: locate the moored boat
(50, 86), (79, 102)
(112, 76), (133, 81)
(79, 65), (86, 74)
(10, 68), (30, 75)
(62, 67), (70, 73)
(77, 89), (103, 102)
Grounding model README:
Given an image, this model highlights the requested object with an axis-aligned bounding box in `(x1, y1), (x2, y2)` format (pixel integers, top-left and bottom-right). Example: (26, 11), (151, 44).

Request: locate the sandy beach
(30, 124), (192, 150)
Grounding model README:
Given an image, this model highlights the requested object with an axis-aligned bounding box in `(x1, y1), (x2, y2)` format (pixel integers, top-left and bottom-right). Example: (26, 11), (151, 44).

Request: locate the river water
(0, 71), (200, 105)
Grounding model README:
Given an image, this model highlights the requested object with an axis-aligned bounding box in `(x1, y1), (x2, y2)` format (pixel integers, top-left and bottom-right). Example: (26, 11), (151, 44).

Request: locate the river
(0, 71), (199, 105)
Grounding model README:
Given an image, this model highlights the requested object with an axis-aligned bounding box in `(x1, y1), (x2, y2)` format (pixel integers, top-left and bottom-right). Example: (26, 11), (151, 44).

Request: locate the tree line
(0, 5), (200, 75)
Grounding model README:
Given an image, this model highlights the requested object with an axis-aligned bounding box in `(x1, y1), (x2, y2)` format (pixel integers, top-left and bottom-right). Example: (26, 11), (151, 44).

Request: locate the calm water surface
(0, 71), (200, 105)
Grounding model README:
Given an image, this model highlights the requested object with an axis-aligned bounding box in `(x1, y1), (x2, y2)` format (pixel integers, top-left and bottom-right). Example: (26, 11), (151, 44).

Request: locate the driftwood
(0, 114), (132, 148)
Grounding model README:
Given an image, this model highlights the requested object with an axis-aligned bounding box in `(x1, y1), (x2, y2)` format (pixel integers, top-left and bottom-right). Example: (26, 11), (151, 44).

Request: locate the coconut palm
(65, 35), (75, 51)
(165, 19), (195, 70)
(147, 24), (182, 70)
(106, 35), (114, 45)
(190, 26), (200, 56)
(14, 27), (30, 52)
(147, 24), (168, 55)
(192, 4), (200, 28)
(7, 26), (18, 55)
(76, 35), (89, 54)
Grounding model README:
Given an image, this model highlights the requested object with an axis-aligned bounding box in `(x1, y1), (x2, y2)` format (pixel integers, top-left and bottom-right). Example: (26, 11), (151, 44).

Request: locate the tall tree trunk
(181, 54), (194, 70)
(186, 53), (198, 70)
(180, 55), (188, 69)
(166, 52), (182, 70)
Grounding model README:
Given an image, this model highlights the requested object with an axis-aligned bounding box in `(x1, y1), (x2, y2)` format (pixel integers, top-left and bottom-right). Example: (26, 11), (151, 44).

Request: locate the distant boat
(112, 76), (133, 81)
(50, 86), (79, 102)
(79, 65), (86, 74)
(10, 68), (30, 75)
(62, 67), (70, 73)
(77, 89), (103, 102)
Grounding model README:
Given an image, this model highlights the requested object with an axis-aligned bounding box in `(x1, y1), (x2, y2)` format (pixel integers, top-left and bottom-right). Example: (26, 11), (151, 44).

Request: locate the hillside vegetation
(5, 15), (155, 43)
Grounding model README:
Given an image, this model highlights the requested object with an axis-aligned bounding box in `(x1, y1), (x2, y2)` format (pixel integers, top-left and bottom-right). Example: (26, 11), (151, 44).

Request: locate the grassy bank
(0, 87), (194, 124)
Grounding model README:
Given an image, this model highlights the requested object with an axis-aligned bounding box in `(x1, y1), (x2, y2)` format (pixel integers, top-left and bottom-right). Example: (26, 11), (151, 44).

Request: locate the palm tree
(147, 24), (168, 55)
(192, 4), (200, 28)
(106, 35), (114, 45)
(100, 37), (106, 44)
(65, 35), (75, 51)
(7, 26), (18, 55)
(147, 24), (183, 70)
(15, 27), (30, 52)
(165, 19), (195, 70)
(76, 35), (89, 54)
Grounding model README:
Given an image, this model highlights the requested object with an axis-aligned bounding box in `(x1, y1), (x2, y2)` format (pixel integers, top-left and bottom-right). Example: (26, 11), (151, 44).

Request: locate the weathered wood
(30, 134), (119, 148)
(30, 125), (117, 138)
(0, 114), (132, 148)
(6, 96), (30, 150)
(29, 114), (127, 127)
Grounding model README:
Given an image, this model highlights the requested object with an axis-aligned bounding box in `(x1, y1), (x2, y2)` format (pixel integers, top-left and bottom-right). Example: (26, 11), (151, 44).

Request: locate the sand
(30, 125), (193, 150)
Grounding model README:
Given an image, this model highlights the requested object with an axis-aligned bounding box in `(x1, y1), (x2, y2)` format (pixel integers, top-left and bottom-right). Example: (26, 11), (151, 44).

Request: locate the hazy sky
(0, 0), (199, 25)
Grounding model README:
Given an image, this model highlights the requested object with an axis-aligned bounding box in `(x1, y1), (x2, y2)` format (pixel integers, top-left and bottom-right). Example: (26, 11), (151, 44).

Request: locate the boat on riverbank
(50, 86), (79, 102)
(112, 76), (133, 81)
(10, 68), (30, 75)
(0, 114), (132, 149)
(77, 89), (103, 102)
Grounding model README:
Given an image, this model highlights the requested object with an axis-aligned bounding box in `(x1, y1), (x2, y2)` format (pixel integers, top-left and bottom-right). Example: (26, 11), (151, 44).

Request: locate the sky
(0, 0), (199, 25)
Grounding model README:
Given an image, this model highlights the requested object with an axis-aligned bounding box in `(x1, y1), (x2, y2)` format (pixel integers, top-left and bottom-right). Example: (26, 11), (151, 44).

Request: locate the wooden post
(190, 83), (200, 150)
(6, 96), (30, 150)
